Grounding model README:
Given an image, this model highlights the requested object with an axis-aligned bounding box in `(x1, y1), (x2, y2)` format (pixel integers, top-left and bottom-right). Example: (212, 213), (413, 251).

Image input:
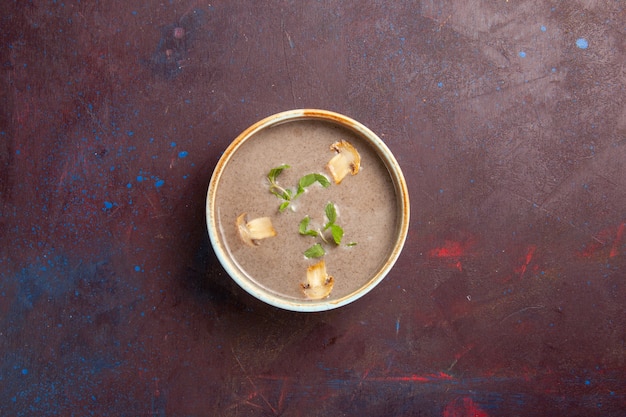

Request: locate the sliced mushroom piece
(301, 259), (335, 299)
(325, 140), (361, 184)
(236, 213), (277, 246)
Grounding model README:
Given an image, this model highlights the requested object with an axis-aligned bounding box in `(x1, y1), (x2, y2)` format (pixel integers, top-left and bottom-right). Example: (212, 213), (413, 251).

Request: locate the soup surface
(214, 119), (398, 301)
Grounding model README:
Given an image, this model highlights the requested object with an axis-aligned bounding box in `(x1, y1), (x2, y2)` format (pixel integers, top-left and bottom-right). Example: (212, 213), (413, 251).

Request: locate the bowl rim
(206, 109), (410, 312)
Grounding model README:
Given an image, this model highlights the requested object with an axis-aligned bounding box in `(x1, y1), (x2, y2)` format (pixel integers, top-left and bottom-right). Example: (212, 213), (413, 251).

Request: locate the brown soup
(213, 119), (399, 301)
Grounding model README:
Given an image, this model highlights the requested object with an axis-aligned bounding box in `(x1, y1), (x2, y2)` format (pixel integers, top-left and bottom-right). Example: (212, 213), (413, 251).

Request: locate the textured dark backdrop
(1, 1), (625, 416)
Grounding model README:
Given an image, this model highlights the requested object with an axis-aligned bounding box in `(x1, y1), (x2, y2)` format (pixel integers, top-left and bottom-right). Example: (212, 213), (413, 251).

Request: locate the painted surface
(1, 0), (625, 415)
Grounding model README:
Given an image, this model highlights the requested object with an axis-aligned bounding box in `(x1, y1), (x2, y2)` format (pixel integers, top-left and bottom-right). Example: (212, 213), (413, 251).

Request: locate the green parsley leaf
(324, 202), (337, 227)
(298, 173), (319, 189)
(313, 173), (331, 188)
(304, 243), (326, 258)
(299, 216), (310, 233)
(299, 216), (319, 237)
(329, 224), (344, 245)
(295, 173), (331, 198)
(268, 165), (294, 211)
(267, 164), (290, 184)
(279, 201), (290, 212)
(346, 242), (358, 247)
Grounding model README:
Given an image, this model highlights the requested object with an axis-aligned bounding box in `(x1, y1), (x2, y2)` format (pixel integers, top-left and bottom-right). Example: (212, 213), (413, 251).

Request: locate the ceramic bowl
(206, 109), (409, 312)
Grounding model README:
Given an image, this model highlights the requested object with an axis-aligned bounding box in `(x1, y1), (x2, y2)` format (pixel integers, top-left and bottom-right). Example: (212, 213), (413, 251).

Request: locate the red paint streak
(368, 372), (454, 383)
(610, 222), (625, 258)
(428, 240), (468, 258)
(578, 241), (603, 259)
(578, 222), (625, 259)
(443, 397), (489, 417)
(276, 379), (288, 415)
(428, 239), (475, 271)
(515, 245), (536, 278)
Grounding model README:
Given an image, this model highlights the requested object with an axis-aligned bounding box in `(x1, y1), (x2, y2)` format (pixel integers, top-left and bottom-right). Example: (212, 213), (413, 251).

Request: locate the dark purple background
(2, 1), (625, 416)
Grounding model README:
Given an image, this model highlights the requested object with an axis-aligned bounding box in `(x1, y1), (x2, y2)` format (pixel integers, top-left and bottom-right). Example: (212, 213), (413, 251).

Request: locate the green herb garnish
(323, 202), (343, 245)
(296, 173), (330, 198)
(268, 164), (290, 185)
(300, 202), (350, 257)
(328, 224), (344, 245)
(304, 243), (326, 258)
(267, 165), (330, 212)
(267, 164), (292, 212)
(324, 201), (337, 226)
(299, 216), (319, 237)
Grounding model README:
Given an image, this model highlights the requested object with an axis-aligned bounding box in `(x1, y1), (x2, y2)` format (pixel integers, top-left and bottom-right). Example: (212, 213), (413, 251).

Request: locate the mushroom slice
(236, 213), (277, 246)
(301, 259), (335, 299)
(325, 140), (361, 184)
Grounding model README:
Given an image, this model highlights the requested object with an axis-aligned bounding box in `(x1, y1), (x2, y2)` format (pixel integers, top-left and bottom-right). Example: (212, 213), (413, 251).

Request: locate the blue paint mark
(540, 25), (547, 32)
(178, 151), (188, 158)
(15, 149), (20, 155)
(126, 130), (134, 137)
(437, 82), (443, 88)
(170, 141), (177, 147)
(126, 183), (132, 189)
(136, 175), (143, 182)
(21, 369), (28, 375)
(576, 38), (589, 49)
(519, 51), (526, 58)
(155, 179), (165, 188)
(103, 201), (113, 210)
(131, 10), (138, 15)
(134, 265), (141, 272)
(585, 379), (591, 385)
